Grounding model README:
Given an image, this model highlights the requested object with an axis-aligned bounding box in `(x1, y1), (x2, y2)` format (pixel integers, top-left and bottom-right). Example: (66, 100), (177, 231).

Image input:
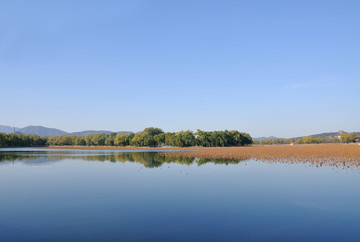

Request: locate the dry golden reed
(162, 144), (360, 169)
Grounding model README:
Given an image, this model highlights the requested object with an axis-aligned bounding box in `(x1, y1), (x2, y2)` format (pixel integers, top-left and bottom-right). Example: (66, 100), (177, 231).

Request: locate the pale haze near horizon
(1, 0), (359, 138)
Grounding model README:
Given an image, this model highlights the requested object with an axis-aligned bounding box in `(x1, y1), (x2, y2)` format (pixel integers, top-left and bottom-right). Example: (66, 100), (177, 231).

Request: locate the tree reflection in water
(1, 150), (358, 170)
(0, 150), (246, 168)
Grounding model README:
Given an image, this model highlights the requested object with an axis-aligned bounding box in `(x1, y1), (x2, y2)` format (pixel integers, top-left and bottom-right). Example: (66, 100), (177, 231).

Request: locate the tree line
(0, 127), (253, 147)
(0, 133), (47, 147)
(253, 133), (358, 145)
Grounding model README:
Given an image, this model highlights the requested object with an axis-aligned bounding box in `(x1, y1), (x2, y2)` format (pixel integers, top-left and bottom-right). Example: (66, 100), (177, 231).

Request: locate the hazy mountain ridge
(256, 131), (360, 141)
(19, 126), (68, 136)
(72, 130), (133, 136)
(253, 136), (278, 141)
(0, 125), (13, 133)
(0, 125), (132, 136)
(295, 131), (360, 139)
(2, 125), (359, 139)
(71, 130), (114, 136)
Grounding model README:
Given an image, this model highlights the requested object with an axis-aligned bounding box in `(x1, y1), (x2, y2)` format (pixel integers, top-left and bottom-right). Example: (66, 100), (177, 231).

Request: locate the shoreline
(27, 143), (360, 150)
(29, 145), (202, 150)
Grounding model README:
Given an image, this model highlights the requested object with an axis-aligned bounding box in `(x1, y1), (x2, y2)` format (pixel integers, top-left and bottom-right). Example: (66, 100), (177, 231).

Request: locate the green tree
(92, 133), (106, 146)
(105, 132), (117, 146)
(143, 127), (164, 136)
(196, 130), (211, 147)
(195, 130), (252, 147)
(131, 132), (154, 147)
(154, 133), (166, 146)
(114, 133), (134, 146)
(85, 134), (94, 146)
(165, 132), (176, 146)
(74, 136), (86, 146)
(174, 130), (195, 147)
(341, 133), (356, 143)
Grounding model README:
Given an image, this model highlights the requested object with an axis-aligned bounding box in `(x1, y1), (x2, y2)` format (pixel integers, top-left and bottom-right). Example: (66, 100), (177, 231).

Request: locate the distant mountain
(298, 131), (360, 139)
(0, 125), (13, 133)
(0, 125), (133, 136)
(72, 130), (114, 136)
(294, 130), (360, 139)
(307, 132), (339, 139)
(72, 130), (133, 136)
(255, 131), (360, 141)
(18, 126), (68, 136)
(254, 136), (278, 141)
(116, 131), (133, 135)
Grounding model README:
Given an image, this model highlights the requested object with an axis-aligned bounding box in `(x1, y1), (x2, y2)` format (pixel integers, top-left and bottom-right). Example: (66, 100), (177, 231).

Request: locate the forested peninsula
(0, 128), (253, 148)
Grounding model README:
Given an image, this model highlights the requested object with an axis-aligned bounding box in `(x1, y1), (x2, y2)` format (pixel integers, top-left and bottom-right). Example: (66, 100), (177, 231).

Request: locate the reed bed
(163, 144), (360, 169)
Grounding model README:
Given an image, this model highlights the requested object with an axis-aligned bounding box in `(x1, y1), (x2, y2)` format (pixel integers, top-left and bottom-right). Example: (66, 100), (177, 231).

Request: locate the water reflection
(1, 149), (360, 241)
(0, 150), (245, 168)
(1, 149), (359, 171)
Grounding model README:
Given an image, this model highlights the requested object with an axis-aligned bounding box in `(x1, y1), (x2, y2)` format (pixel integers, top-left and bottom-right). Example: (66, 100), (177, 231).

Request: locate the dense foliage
(112, 128), (253, 147)
(0, 127), (253, 147)
(0, 133), (47, 147)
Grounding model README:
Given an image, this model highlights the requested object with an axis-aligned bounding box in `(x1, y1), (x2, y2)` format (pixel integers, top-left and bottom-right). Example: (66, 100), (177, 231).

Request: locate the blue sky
(1, 0), (359, 138)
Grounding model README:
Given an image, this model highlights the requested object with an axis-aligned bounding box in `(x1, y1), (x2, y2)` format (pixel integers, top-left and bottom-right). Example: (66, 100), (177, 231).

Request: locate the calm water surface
(0, 148), (359, 241)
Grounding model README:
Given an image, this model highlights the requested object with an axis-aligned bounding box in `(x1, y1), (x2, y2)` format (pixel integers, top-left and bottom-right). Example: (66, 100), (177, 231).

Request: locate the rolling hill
(0, 125), (133, 136)
(18, 126), (68, 136)
(0, 125), (13, 133)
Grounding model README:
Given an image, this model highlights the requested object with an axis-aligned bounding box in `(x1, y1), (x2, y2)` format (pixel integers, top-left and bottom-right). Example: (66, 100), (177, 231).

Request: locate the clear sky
(1, 0), (359, 138)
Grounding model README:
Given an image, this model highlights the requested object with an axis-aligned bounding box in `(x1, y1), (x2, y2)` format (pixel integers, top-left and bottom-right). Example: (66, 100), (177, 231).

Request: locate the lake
(0, 148), (359, 241)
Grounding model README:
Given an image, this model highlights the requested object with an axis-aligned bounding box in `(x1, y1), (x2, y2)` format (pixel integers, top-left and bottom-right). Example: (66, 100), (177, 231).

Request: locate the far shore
(30, 145), (201, 150)
(28, 143), (360, 151)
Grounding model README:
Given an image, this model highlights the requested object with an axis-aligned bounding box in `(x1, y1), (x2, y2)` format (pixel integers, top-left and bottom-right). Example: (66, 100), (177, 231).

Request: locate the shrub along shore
(0, 127), (253, 148)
